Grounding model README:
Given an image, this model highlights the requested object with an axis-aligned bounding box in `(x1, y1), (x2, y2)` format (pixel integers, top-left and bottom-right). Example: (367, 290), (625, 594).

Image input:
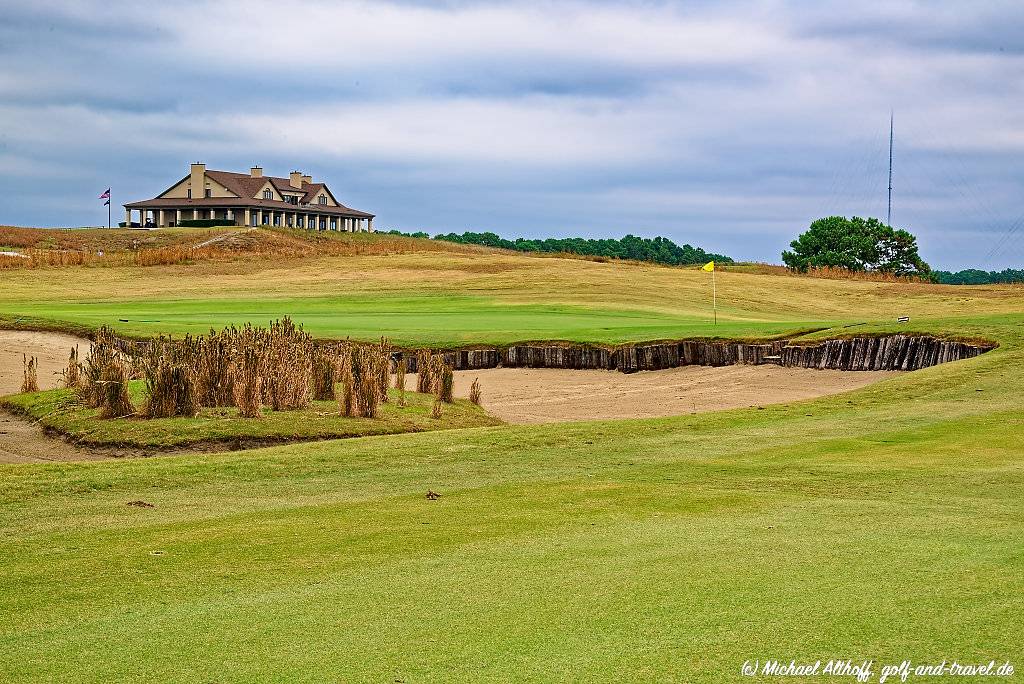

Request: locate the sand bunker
(0, 329), (90, 396)
(0, 329), (899, 461)
(439, 366), (900, 424)
(0, 411), (104, 463)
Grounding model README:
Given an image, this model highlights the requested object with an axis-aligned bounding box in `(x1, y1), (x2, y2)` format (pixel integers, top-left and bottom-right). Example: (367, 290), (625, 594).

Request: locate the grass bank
(1, 383), (499, 449)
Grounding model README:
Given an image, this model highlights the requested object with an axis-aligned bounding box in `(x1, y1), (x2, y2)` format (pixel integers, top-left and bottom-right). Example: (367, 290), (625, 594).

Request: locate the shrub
(469, 378), (482, 406)
(431, 396), (443, 419)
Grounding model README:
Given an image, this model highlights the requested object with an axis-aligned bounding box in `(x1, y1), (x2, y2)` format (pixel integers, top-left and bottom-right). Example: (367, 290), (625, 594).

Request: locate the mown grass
(1, 383), (499, 448)
(0, 239), (1022, 682)
(0, 242), (1019, 346)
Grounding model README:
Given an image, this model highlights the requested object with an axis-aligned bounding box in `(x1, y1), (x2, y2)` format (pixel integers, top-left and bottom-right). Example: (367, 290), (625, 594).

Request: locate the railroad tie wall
(396, 335), (992, 374)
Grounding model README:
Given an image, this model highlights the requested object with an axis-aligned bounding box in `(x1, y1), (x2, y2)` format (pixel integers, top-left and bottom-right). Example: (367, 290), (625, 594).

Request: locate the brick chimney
(301, 174), (312, 185)
(190, 162), (205, 198)
(250, 166), (263, 178)
(290, 171), (303, 189)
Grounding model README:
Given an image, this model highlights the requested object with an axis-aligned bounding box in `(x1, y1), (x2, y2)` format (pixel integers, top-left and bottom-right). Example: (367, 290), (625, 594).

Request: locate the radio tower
(887, 111), (894, 226)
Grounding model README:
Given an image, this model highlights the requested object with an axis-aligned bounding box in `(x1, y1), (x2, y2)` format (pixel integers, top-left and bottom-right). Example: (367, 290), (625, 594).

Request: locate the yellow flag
(702, 261), (715, 272)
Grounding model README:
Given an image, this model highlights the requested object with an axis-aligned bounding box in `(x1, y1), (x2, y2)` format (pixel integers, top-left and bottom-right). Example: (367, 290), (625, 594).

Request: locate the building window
(205, 189), (212, 198)
(187, 189), (191, 199)
(263, 189), (273, 200)
(297, 216), (303, 228)
(262, 213), (269, 225)
(318, 195), (327, 205)
(251, 214), (258, 227)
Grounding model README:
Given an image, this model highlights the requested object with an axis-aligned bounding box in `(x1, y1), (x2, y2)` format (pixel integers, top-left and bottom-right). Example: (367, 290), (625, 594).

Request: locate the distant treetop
(428, 231), (732, 267)
(783, 216), (931, 277)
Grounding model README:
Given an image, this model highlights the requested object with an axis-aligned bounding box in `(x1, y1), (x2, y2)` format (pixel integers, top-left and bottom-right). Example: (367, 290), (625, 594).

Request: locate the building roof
(125, 168), (374, 217)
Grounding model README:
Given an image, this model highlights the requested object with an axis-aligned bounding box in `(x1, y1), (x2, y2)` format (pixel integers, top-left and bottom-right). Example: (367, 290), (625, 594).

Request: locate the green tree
(783, 216), (930, 276)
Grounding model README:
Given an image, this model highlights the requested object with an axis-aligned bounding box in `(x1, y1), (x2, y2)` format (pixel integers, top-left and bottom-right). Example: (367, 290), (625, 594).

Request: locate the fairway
(1, 242), (1022, 682)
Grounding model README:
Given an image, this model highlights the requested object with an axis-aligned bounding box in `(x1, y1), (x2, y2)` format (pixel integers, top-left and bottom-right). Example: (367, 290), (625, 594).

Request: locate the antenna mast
(887, 111), (894, 226)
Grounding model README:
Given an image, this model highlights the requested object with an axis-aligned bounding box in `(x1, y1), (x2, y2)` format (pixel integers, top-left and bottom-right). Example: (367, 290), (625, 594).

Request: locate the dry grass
(79, 327), (135, 417)
(394, 359), (407, 407)
(61, 346), (81, 390)
(0, 226), (478, 271)
(416, 350), (435, 393)
(20, 355), (38, 393)
(336, 345), (357, 418)
(469, 377), (482, 406)
(437, 361), (454, 403)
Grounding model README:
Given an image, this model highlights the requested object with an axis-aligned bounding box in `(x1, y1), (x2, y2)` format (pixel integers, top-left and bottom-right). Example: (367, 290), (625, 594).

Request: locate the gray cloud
(1, 0), (1022, 268)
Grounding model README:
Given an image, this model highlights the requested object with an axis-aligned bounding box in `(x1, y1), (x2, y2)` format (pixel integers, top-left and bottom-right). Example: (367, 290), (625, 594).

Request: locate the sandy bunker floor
(0, 329), (88, 396)
(0, 329), (899, 461)
(439, 366), (899, 424)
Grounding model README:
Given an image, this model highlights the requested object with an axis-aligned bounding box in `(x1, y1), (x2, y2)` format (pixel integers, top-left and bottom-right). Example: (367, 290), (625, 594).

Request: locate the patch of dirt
(0, 329), (91, 396)
(435, 366), (900, 424)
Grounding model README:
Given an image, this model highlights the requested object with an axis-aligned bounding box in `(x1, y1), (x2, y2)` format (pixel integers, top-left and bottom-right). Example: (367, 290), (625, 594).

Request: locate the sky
(1, 1), (1022, 270)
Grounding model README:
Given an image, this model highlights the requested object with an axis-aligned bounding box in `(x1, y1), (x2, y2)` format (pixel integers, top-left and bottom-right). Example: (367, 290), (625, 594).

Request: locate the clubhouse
(123, 163), (374, 231)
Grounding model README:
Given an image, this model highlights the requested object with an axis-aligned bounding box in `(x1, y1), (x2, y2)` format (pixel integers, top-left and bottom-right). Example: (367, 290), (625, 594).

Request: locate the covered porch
(124, 206), (374, 232)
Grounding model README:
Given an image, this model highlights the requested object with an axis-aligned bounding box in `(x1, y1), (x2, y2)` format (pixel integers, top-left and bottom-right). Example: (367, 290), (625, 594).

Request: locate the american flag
(98, 188), (110, 200)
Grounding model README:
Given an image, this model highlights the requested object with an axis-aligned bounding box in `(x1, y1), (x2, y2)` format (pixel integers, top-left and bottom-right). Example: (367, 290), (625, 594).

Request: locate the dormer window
(205, 189), (212, 198)
(263, 189), (273, 200)
(318, 195), (327, 205)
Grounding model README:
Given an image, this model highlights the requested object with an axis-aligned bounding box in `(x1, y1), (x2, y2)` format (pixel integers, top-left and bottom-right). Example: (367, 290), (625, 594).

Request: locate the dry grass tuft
(437, 362), (454, 404)
(21, 355), (39, 393)
(469, 377), (482, 406)
(395, 359), (407, 407)
(62, 346), (81, 390)
(416, 350), (434, 393)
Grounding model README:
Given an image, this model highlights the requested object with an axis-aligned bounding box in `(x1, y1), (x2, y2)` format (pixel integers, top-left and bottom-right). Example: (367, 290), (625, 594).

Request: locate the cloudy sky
(1, 0), (1022, 269)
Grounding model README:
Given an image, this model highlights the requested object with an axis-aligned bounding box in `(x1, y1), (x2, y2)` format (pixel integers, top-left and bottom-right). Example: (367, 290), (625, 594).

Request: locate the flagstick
(712, 267), (717, 325)
(107, 194), (111, 229)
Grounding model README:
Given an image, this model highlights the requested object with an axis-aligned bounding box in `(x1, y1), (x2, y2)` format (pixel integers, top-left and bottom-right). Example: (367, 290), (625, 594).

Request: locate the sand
(438, 366), (900, 424)
(0, 329), (90, 396)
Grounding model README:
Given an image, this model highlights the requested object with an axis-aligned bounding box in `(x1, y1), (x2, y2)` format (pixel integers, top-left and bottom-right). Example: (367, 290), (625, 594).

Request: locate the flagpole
(107, 193), (111, 229)
(713, 267), (717, 325)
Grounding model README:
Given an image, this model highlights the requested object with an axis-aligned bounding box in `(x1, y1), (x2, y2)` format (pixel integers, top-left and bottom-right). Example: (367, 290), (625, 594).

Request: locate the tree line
(932, 268), (1024, 285)
(401, 231), (732, 266)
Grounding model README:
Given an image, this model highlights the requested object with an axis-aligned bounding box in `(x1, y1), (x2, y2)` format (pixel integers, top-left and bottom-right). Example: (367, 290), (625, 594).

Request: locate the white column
(367, 217), (374, 232)
(244, 208), (251, 226)
(124, 208), (131, 226)
(175, 209), (182, 225)
(158, 210), (165, 227)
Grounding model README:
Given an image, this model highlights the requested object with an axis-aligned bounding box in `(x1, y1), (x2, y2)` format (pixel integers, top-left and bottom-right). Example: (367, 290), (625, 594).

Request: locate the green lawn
(0, 293), (824, 346)
(1, 384), (499, 449)
(0, 247), (1022, 682)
